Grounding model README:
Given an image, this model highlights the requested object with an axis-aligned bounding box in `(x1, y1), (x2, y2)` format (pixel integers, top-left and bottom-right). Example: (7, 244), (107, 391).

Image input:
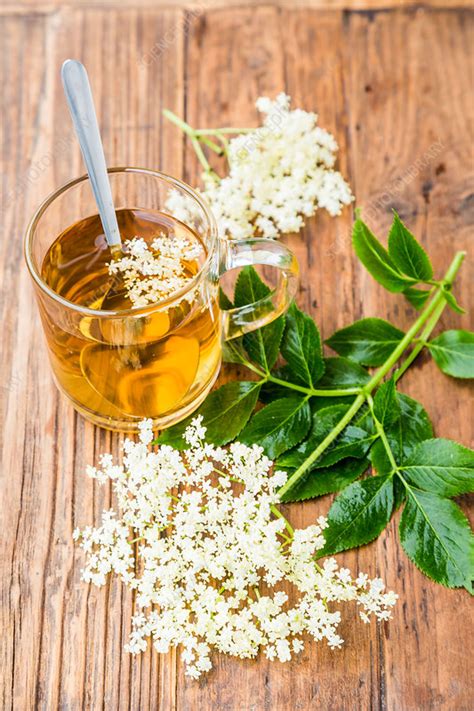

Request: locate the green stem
(278, 251), (466, 499)
(216, 133), (230, 155)
(271, 504), (294, 536)
(240, 361), (267, 378)
(394, 252), (465, 381)
(394, 301), (444, 382)
(163, 109), (220, 175)
(367, 395), (398, 471)
(197, 135), (224, 155)
(267, 374), (361, 398)
(239, 364), (360, 399)
(189, 136), (212, 173)
(162, 109), (195, 137)
(278, 392), (367, 499)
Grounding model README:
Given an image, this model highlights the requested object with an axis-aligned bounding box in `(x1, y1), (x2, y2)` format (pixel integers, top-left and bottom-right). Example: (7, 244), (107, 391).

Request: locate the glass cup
(24, 168), (298, 432)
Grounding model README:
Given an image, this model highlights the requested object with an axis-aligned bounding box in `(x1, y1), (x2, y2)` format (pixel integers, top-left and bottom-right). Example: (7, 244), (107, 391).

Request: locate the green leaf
(233, 266), (285, 372)
(442, 287), (466, 314)
(281, 302), (325, 386)
(393, 477), (408, 510)
(219, 287), (233, 310)
(318, 475), (394, 556)
(316, 427), (377, 468)
(428, 330), (474, 379)
(387, 212), (433, 281)
(157, 381), (261, 448)
(370, 442), (406, 510)
(352, 218), (414, 292)
(222, 338), (250, 366)
(399, 488), (474, 591)
(402, 439), (474, 497)
(279, 458), (370, 503)
(277, 404), (350, 468)
(258, 366), (296, 402)
(310, 394), (356, 413)
(402, 286), (432, 310)
(325, 318), (405, 366)
(278, 405), (376, 469)
(370, 440), (394, 476)
(353, 405), (376, 435)
(385, 393), (433, 460)
(373, 378), (400, 427)
(239, 397), (311, 459)
(317, 357), (370, 389)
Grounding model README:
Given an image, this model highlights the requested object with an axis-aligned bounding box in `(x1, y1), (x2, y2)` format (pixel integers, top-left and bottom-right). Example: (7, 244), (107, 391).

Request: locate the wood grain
(1, 3), (473, 710)
(1, 1), (473, 13)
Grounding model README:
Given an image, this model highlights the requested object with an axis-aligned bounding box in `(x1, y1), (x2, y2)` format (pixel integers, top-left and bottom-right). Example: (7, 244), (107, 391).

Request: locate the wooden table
(1, 1), (473, 709)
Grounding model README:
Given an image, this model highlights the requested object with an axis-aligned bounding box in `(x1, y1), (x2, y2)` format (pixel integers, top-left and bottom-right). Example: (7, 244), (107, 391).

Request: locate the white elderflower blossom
(74, 417), (397, 678)
(166, 93), (353, 241)
(108, 235), (203, 307)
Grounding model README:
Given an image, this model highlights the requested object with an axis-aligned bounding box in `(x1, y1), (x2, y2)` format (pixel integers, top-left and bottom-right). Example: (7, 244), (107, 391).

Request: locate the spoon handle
(61, 59), (121, 248)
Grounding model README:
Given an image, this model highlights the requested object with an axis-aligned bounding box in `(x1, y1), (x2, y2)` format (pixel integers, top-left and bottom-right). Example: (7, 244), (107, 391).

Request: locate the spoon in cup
(61, 59), (122, 253)
(61, 60), (171, 338)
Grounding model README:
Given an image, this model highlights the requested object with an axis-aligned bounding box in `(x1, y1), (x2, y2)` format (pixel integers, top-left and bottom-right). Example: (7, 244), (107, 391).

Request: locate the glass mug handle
(218, 238), (299, 340)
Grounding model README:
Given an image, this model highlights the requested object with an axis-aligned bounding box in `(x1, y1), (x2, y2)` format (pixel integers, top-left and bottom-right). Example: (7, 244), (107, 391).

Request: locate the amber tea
(40, 208), (221, 428)
(26, 168), (298, 432)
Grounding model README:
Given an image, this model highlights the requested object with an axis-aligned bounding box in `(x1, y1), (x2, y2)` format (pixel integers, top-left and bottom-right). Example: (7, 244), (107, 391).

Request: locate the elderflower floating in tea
(40, 208), (220, 425)
(108, 234), (204, 308)
(164, 93), (354, 240)
(74, 418), (397, 679)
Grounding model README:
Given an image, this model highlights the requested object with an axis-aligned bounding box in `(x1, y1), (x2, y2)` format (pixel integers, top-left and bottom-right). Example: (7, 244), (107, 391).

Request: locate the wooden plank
(1, 1), (473, 14)
(344, 8), (474, 711)
(0, 6), (185, 710)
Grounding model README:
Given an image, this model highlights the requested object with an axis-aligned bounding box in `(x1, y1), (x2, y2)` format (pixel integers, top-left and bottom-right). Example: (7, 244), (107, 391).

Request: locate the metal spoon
(61, 59), (122, 250)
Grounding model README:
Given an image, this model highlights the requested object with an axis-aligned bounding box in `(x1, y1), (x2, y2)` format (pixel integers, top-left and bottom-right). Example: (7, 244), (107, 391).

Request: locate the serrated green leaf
(279, 458), (370, 503)
(442, 288), (466, 314)
(428, 330), (474, 379)
(370, 440), (394, 476)
(370, 440), (406, 508)
(402, 286), (432, 309)
(373, 378), (400, 427)
(399, 488), (474, 591)
(393, 477), (407, 509)
(318, 357), (371, 389)
(401, 439), (474, 497)
(233, 266), (285, 372)
(316, 427), (378, 468)
(281, 302), (325, 386)
(352, 218), (414, 292)
(222, 338), (250, 366)
(387, 212), (433, 281)
(353, 405), (376, 435)
(325, 318), (405, 366)
(385, 393), (433, 460)
(219, 287), (234, 310)
(278, 405), (377, 469)
(239, 397), (311, 459)
(318, 475), (394, 556)
(277, 404), (351, 468)
(157, 381), (261, 449)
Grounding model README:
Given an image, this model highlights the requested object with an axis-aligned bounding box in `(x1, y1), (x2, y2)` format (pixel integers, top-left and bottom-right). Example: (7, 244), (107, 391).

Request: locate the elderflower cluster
(74, 418), (397, 679)
(166, 93), (353, 241)
(108, 235), (203, 307)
